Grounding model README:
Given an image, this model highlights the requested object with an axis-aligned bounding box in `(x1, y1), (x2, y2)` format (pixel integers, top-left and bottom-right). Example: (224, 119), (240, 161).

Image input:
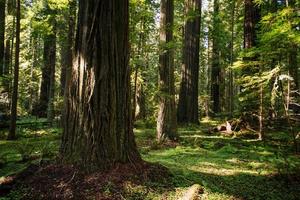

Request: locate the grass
(0, 119), (300, 199)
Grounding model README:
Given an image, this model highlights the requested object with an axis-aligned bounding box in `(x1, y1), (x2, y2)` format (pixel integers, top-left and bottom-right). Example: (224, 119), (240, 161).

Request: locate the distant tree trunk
(177, 0), (201, 124)
(7, 0), (20, 140)
(135, 83), (146, 120)
(244, 0), (260, 49)
(288, 45), (298, 91)
(60, 0), (76, 96)
(229, 0), (236, 117)
(244, 0), (262, 139)
(39, 26), (56, 118)
(60, 0), (140, 169)
(211, 0), (220, 115)
(0, 0), (5, 77)
(47, 23), (56, 124)
(157, 0), (177, 143)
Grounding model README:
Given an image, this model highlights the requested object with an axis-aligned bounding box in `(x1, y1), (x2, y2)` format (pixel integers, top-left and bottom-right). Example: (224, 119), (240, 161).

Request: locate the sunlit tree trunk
(60, 0), (76, 96)
(60, 0), (140, 169)
(7, 0), (20, 140)
(244, 0), (262, 139)
(157, 0), (177, 143)
(177, 0), (202, 124)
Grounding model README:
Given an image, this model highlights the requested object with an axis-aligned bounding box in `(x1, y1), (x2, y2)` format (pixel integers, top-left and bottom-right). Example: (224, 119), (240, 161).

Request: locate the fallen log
(179, 184), (203, 200)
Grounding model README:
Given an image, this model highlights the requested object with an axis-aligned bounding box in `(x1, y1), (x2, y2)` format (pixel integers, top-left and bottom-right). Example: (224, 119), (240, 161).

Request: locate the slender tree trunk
(136, 83), (146, 120)
(7, 0), (20, 140)
(211, 0), (220, 115)
(229, 1), (236, 117)
(60, 0), (140, 169)
(47, 23), (56, 124)
(0, 0), (5, 77)
(177, 0), (202, 124)
(157, 0), (177, 143)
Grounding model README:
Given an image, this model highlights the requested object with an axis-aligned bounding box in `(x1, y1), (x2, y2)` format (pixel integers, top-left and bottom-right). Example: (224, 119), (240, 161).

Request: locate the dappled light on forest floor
(1, 119), (300, 199)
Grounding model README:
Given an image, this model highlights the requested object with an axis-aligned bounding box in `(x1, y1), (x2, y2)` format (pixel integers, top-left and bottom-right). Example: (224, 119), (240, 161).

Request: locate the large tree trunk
(60, 0), (76, 96)
(157, 0), (177, 143)
(60, 0), (140, 169)
(177, 0), (201, 124)
(211, 0), (220, 114)
(39, 27), (56, 118)
(0, 0), (5, 77)
(7, 0), (20, 140)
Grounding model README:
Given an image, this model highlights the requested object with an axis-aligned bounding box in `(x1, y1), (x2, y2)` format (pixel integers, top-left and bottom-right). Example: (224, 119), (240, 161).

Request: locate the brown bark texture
(177, 0), (202, 124)
(157, 0), (177, 143)
(60, 0), (140, 169)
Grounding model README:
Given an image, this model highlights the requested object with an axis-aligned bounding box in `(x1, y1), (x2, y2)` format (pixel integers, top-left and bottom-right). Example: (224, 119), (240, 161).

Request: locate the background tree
(7, 0), (20, 140)
(157, 0), (177, 142)
(177, 0), (202, 124)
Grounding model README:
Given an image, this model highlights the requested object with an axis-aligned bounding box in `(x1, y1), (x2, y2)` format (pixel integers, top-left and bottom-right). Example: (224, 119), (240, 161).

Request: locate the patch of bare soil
(5, 161), (173, 199)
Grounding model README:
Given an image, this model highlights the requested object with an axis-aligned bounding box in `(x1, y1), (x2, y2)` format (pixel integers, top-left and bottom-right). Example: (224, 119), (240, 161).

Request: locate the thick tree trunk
(0, 0), (5, 77)
(60, 0), (140, 169)
(211, 0), (220, 114)
(60, 0), (76, 96)
(177, 0), (201, 124)
(39, 28), (56, 118)
(157, 0), (177, 143)
(7, 0), (20, 140)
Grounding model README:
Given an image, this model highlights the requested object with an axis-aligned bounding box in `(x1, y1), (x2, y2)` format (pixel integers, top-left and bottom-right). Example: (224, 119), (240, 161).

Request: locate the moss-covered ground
(0, 118), (300, 199)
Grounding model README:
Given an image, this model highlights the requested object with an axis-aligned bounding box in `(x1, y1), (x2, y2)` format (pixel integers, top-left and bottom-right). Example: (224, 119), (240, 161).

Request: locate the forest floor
(0, 118), (300, 199)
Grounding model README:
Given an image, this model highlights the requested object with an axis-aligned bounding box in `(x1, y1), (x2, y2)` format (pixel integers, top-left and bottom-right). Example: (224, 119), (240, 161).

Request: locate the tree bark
(60, 0), (140, 169)
(60, 0), (76, 96)
(157, 0), (177, 143)
(39, 25), (56, 118)
(177, 0), (202, 124)
(7, 0), (20, 140)
(244, 0), (260, 49)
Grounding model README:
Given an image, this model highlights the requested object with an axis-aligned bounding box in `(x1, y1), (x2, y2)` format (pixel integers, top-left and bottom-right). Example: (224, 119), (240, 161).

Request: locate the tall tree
(8, 0), (20, 140)
(244, 0), (260, 49)
(60, 0), (76, 96)
(211, 0), (221, 114)
(177, 0), (202, 124)
(243, 0), (262, 138)
(157, 0), (177, 142)
(60, 0), (140, 168)
(0, 0), (5, 77)
(38, 19), (56, 118)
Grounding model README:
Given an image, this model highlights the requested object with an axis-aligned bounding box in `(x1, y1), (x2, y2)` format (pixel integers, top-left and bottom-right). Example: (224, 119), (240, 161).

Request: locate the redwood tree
(157, 0), (177, 143)
(177, 0), (202, 124)
(8, 0), (20, 140)
(60, 0), (140, 168)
